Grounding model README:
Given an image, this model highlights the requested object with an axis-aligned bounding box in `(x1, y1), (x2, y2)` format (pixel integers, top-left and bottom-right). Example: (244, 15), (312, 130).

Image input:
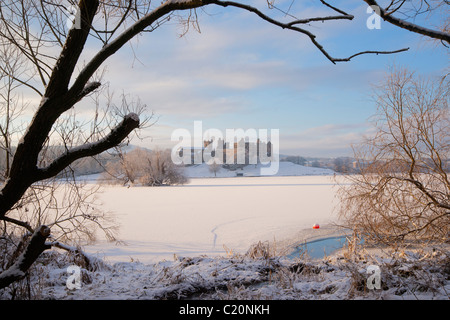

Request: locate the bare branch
(363, 0), (450, 44)
(208, 0), (408, 64)
(333, 48), (410, 62)
(36, 113), (140, 181)
(0, 225), (51, 289)
(0, 216), (33, 233)
(319, 0), (352, 16)
(45, 0), (100, 99)
(287, 15), (353, 26)
(68, 0), (204, 97)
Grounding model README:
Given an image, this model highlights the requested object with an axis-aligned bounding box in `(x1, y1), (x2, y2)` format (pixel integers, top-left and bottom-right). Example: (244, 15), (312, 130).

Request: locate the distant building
(176, 139), (273, 165)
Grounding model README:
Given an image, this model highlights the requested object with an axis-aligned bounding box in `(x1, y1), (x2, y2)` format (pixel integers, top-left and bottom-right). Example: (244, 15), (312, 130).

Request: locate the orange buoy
(312, 224), (320, 229)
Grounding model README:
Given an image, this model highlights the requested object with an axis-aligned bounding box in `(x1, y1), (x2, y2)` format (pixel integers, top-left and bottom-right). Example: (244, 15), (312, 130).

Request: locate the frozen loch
(85, 173), (342, 264)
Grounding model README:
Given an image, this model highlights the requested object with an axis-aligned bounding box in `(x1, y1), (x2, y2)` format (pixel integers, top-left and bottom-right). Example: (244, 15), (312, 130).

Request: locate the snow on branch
(50, 240), (108, 271)
(0, 225), (51, 289)
(363, 0), (450, 43)
(36, 113), (140, 181)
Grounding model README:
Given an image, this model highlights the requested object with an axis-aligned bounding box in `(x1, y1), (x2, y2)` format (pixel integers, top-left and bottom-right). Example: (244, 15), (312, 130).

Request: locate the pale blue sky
(97, 0), (448, 157)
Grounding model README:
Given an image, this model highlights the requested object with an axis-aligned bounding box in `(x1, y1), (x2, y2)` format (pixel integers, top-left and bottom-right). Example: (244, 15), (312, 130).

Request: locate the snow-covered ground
(21, 238), (450, 300)
(183, 161), (335, 178)
(3, 163), (448, 301)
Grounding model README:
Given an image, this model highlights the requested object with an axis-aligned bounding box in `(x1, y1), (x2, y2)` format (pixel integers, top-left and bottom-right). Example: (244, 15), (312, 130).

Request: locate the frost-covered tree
(103, 148), (187, 186)
(338, 67), (449, 244)
(103, 148), (147, 185)
(208, 161), (221, 177)
(139, 149), (188, 186)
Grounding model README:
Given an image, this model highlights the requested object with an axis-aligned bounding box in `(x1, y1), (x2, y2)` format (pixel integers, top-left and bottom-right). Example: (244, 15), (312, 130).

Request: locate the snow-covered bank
(5, 242), (448, 300)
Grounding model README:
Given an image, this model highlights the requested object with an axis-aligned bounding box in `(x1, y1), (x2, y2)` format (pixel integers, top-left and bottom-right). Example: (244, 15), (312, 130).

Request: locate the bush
(102, 148), (188, 186)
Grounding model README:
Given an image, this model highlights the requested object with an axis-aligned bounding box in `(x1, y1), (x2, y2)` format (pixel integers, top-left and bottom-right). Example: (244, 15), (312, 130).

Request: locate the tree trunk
(0, 225), (51, 289)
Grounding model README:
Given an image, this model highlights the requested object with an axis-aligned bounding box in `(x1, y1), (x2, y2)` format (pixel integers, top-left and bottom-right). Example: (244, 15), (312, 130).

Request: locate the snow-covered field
(3, 162), (448, 301)
(183, 161), (335, 178)
(85, 163), (342, 264)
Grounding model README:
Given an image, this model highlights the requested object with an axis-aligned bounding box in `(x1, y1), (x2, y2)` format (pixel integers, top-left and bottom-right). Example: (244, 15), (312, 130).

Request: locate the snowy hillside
(183, 162), (334, 178)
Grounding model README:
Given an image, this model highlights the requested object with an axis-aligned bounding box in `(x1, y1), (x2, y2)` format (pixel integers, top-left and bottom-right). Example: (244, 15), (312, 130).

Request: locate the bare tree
(139, 149), (188, 186)
(338, 67), (449, 244)
(103, 150), (140, 186)
(0, 38), (119, 295)
(0, 45), (28, 181)
(102, 147), (149, 185)
(208, 161), (221, 177)
(103, 147), (187, 186)
(0, 0), (441, 288)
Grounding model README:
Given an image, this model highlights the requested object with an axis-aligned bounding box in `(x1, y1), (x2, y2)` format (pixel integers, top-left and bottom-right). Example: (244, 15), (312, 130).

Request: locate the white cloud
(58, 0), (445, 158)
(280, 123), (371, 157)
